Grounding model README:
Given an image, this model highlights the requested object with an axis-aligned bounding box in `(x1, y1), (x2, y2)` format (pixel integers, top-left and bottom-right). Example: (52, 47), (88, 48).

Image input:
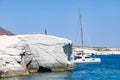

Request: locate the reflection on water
(0, 71), (74, 80)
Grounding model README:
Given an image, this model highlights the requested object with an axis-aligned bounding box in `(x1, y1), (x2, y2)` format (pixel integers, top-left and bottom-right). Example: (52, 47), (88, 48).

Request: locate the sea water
(1, 55), (120, 80)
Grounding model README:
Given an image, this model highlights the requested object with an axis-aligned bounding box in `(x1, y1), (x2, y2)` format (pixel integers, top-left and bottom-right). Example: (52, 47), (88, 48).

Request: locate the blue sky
(0, 0), (120, 47)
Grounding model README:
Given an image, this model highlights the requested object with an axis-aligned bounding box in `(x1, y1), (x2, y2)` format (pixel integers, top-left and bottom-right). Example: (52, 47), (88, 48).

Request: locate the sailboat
(74, 10), (101, 63)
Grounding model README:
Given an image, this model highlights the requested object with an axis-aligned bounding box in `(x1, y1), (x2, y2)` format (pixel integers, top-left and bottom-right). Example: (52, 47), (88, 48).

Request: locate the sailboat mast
(79, 10), (84, 50)
(45, 28), (47, 35)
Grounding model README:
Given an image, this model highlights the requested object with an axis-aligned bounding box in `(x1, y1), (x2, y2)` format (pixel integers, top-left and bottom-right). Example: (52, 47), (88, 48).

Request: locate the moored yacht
(73, 10), (101, 63)
(74, 54), (101, 63)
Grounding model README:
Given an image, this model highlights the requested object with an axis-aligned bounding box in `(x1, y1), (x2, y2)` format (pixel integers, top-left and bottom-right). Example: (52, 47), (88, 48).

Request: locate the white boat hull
(74, 58), (101, 63)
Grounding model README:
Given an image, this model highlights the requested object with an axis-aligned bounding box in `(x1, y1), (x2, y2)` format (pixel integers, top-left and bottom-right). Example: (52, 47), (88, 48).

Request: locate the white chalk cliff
(0, 34), (74, 77)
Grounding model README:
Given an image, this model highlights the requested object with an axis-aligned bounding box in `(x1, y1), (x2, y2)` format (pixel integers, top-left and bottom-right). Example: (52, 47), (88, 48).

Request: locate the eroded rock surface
(0, 34), (74, 77)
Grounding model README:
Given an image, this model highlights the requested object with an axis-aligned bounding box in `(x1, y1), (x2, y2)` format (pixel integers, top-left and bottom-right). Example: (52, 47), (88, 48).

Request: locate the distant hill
(0, 27), (15, 35)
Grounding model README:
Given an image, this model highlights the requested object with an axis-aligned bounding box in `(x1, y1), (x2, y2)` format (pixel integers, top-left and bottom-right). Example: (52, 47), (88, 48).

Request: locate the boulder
(0, 34), (75, 77)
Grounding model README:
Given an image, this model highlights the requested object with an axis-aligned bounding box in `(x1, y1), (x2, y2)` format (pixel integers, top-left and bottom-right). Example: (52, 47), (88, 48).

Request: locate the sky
(0, 0), (120, 47)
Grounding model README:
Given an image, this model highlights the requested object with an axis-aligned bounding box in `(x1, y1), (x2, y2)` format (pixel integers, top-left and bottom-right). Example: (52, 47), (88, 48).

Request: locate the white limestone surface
(0, 34), (73, 77)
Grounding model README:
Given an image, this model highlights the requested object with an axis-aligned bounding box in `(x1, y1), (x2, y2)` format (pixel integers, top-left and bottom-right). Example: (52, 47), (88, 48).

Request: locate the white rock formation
(0, 34), (74, 77)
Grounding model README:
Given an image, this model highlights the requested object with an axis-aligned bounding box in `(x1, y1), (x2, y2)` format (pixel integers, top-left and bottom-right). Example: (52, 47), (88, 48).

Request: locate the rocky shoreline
(1, 34), (119, 78)
(73, 46), (120, 55)
(0, 34), (75, 78)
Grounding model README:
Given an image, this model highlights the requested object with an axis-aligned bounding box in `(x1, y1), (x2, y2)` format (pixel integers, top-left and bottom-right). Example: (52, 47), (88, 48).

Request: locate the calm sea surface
(1, 55), (120, 80)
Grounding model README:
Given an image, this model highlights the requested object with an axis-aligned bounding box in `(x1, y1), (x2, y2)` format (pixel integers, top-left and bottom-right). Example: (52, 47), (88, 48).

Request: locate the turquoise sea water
(1, 55), (120, 80)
